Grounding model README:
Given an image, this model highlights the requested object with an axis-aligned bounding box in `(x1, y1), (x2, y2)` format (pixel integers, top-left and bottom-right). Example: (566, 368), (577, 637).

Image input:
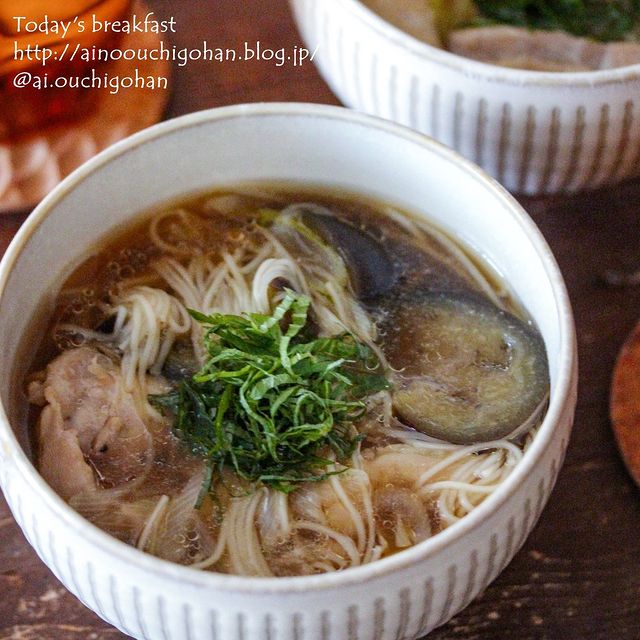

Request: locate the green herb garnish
(152, 290), (388, 499)
(474, 0), (640, 42)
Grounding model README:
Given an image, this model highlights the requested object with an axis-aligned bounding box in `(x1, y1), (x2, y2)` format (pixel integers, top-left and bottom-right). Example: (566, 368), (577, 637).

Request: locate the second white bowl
(290, 0), (640, 195)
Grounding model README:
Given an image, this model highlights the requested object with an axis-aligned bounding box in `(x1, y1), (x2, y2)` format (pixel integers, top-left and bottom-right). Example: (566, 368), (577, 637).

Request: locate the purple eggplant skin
(381, 291), (549, 445)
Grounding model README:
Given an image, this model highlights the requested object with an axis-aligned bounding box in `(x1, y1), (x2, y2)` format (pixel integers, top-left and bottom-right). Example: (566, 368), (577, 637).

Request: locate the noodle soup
(26, 186), (549, 576)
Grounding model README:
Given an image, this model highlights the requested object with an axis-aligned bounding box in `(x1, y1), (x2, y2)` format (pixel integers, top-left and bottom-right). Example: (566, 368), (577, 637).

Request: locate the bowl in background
(0, 103), (577, 639)
(290, 0), (640, 195)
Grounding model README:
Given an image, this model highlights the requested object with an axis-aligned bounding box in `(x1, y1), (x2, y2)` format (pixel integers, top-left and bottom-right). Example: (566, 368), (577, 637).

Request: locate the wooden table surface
(2, 1), (640, 638)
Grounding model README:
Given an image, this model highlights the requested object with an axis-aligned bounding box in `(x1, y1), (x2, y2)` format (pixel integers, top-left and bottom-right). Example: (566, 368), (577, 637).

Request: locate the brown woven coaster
(0, 1), (171, 213)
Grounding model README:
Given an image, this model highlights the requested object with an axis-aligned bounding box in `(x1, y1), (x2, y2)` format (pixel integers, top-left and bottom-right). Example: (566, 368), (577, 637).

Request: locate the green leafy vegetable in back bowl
(475, 0), (640, 42)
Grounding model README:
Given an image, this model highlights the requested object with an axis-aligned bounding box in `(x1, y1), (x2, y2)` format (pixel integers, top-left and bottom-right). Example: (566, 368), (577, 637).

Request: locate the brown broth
(24, 184), (541, 575)
(42, 185), (511, 350)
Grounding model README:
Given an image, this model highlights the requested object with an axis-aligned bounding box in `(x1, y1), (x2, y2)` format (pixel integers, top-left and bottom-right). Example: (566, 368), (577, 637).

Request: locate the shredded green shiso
(152, 290), (388, 500)
(474, 0), (640, 42)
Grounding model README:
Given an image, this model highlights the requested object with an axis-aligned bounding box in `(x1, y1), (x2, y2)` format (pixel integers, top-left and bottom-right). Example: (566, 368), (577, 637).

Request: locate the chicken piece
(373, 486), (432, 548)
(288, 473), (366, 539)
(448, 26), (640, 71)
(363, 444), (442, 489)
(600, 42), (640, 69)
(37, 397), (96, 500)
(29, 347), (166, 500)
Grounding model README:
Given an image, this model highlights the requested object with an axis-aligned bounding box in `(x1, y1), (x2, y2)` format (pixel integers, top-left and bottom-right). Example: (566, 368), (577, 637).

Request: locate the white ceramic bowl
(290, 0), (640, 195)
(0, 103), (577, 640)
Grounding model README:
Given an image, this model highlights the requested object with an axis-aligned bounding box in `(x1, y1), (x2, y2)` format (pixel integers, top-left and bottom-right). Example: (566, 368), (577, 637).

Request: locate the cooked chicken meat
(448, 26), (640, 71)
(28, 347), (166, 500)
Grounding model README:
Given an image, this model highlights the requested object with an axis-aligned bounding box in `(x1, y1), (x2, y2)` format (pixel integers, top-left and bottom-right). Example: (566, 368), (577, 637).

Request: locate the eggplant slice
(268, 203), (398, 301)
(298, 205), (397, 301)
(381, 292), (549, 444)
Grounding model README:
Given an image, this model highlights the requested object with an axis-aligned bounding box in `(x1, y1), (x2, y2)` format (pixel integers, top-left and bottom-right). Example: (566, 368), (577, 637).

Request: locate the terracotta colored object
(0, 1), (170, 212)
(611, 321), (640, 487)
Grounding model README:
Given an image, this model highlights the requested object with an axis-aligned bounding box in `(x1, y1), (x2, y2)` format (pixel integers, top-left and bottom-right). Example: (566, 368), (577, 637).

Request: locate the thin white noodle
(382, 206), (424, 238)
(328, 471), (367, 556)
(426, 224), (504, 308)
(294, 521), (361, 567)
(189, 525), (227, 570)
(273, 491), (291, 538)
(60, 201), (541, 575)
(322, 548), (350, 569)
(416, 440), (522, 488)
(348, 451), (376, 563)
(252, 258), (302, 312)
(137, 495), (170, 551)
(225, 491), (273, 577)
(257, 489), (291, 547)
(241, 241), (277, 275)
(149, 209), (199, 258)
(388, 428), (464, 452)
(421, 481), (499, 494)
(244, 491), (272, 576)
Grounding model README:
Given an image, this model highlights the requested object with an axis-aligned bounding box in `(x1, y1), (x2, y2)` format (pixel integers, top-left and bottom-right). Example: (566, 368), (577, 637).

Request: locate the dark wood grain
(2, 1), (640, 639)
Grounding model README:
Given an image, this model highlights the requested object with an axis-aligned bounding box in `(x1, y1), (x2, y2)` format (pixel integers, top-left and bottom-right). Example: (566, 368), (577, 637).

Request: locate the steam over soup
(26, 187), (549, 576)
